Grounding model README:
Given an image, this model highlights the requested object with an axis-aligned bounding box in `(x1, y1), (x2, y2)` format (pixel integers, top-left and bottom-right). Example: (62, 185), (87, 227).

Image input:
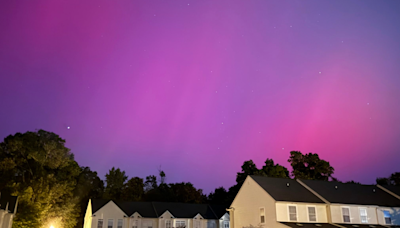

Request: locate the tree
(208, 187), (230, 204)
(168, 182), (206, 203)
(122, 177), (144, 201)
(144, 175), (158, 192)
(236, 160), (263, 184)
(288, 151), (335, 181)
(0, 130), (81, 228)
(103, 167), (128, 200)
(261, 159), (289, 178)
(376, 172), (400, 186)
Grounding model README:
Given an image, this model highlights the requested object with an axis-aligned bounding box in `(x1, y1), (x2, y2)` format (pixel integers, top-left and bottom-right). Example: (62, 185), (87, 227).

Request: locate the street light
(50, 226), (55, 228)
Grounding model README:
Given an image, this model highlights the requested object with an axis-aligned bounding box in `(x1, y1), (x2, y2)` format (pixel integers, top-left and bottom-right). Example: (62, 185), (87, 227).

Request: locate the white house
(83, 200), (229, 228)
(0, 192), (18, 228)
(229, 176), (334, 228)
(299, 179), (400, 227)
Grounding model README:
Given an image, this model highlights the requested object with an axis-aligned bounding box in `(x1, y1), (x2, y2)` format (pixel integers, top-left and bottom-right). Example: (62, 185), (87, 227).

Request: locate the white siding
(230, 176), (287, 228)
(92, 201), (127, 228)
(275, 202), (327, 223)
(330, 205), (378, 224)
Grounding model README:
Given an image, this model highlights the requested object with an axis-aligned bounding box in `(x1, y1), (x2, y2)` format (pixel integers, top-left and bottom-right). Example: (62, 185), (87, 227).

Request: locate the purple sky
(1, 0), (400, 194)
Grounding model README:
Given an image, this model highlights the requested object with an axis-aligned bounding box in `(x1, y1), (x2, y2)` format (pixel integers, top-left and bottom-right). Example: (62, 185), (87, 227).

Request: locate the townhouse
(229, 176), (400, 228)
(83, 200), (229, 228)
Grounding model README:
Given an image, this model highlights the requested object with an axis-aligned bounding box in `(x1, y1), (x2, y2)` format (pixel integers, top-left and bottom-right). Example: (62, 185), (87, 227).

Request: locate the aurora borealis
(1, 0), (400, 193)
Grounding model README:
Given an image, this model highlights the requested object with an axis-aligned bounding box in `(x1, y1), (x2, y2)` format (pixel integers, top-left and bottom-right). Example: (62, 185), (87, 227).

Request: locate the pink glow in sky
(1, 0), (400, 193)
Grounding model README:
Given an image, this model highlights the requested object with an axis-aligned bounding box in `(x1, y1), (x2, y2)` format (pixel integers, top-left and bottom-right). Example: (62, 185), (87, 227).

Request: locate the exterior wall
(275, 202), (327, 223)
(330, 204), (378, 224)
(218, 213), (230, 228)
(230, 176), (287, 228)
(2, 214), (13, 228)
(92, 201), (127, 228)
(83, 200), (93, 228)
(377, 207), (400, 226)
(0, 210), (5, 228)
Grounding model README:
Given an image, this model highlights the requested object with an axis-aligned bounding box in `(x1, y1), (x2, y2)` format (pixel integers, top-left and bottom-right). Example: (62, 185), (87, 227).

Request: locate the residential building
(0, 192), (18, 228)
(83, 200), (229, 228)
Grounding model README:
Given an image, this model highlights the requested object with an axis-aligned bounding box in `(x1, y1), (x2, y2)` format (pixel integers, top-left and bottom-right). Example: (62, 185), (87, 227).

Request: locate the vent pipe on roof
(335, 186), (338, 189)
(286, 183), (290, 187)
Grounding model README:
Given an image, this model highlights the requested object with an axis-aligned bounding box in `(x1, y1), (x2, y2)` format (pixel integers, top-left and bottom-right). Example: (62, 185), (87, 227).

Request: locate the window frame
(176, 220), (186, 228)
(341, 206), (351, 223)
(259, 207), (265, 224)
(223, 221), (230, 228)
(108, 219), (114, 228)
(98, 219), (104, 228)
(166, 220), (172, 228)
(383, 210), (392, 225)
(306, 206), (317, 222)
(359, 208), (368, 224)
(207, 221), (215, 228)
(287, 205), (298, 222)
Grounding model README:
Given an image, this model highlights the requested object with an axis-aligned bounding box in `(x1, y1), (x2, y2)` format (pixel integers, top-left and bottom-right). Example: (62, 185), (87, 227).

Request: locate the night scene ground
(1, 0), (400, 194)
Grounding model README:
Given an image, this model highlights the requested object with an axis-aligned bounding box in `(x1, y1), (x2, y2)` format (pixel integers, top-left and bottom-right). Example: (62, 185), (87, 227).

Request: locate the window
(118, 219), (123, 228)
(383, 210), (391, 225)
(194, 220), (201, 228)
(98, 219), (104, 228)
(176, 221), (186, 228)
(132, 220), (138, 228)
(260, 208), (265, 223)
(108, 219), (114, 228)
(207, 221), (215, 228)
(166, 220), (172, 228)
(308, 207), (317, 222)
(360, 208), (367, 223)
(288, 206), (297, 221)
(223, 221), (229, 228)
(342, 207), (350, 223)
(143, 221), (153, 228)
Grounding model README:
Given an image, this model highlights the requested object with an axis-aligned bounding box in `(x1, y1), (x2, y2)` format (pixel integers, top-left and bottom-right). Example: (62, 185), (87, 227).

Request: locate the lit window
(108, 219), (114, 228)
(342, 208), (350, 223)
(118, 219), (123, 228)
(98, 219), (103, 228)
(224, 221), (229, 228)
(308, 207), (316, 222)
(383, 211), (391, 225)
(166, 220), (172, 228)
(289, 206), (297, 221)
(207, 221), (215, 228)
(360, 208), (367, 223)
(176, 221), (186, 228)
(260, 208), (265, 223)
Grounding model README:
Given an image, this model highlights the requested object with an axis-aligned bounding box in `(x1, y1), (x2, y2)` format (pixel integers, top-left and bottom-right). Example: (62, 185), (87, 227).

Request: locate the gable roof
(381, 185), (400, 198)
(91, 199), (228, 219)
(250, 176), (325, 203)
(0, 192), (18, 214)
(300, 179), (400, 207)
(209, 204), (229, 218)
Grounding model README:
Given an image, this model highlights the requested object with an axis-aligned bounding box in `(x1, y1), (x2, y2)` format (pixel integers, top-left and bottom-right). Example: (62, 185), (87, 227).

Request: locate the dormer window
(383, 210), (391, 225)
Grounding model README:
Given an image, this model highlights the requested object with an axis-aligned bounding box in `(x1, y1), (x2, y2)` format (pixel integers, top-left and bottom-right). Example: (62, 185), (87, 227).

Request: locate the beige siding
(275, 202), (327, 223)
(377, 207), (400, 226)
(330, 205), (378, 224)
(230, 176), (287, 228)
(92, 201), (127, 228)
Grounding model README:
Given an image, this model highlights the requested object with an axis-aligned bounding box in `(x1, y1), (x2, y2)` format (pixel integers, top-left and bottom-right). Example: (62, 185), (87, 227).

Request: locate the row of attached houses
(83, 200), (230, 228)
(230, 176), (400, 228)
(0, 192), (18, 228)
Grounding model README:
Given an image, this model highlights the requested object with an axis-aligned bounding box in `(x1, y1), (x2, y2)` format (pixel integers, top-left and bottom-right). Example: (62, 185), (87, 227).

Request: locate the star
(282, 148), (284, 150)
(221, 122), (224, 124)
(319, 72), (322, 74)
(367, 103), (370, 105)
(67, 126), (70, 129)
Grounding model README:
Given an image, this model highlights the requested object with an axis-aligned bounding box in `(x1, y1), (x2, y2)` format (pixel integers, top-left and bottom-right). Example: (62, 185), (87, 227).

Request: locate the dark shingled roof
(91, 200), (228, 219)
(336, 224), (388, 228)
(281, 222), (338, 228)
(0, 193), (18, 213)
(250, 176), (325, 203)
(381, 185), (400, 197)
(300, 179), (400, 207)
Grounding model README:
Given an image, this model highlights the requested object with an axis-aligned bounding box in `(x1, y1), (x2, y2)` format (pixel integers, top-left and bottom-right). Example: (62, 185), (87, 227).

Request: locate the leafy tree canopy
(376, 172), (400, 186)
(288, 151), (335, 181)
(103, 167), (128, 200)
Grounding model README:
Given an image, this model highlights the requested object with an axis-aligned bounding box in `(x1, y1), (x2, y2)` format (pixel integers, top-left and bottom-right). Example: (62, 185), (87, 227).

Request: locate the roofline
(296, 179), (330, 204)
(93, 200), (128, 217)
(377, 185), (400, 200)
(207, 205), (219, 219)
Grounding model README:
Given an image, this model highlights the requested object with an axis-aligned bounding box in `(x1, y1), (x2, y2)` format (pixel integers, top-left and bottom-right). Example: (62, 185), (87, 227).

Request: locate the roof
(91, 199), (228, 219)
(0, 192), (18, 214)
(300, 179), (400, 207)
(336, 224), (388, 228)
(281, 222), (338, 228)
(381, 185), (400, 197)
(250, 176), (325, 203)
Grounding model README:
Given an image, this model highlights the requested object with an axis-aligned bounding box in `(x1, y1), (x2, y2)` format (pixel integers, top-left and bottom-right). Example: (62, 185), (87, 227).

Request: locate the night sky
(1, 0), (400, 193)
